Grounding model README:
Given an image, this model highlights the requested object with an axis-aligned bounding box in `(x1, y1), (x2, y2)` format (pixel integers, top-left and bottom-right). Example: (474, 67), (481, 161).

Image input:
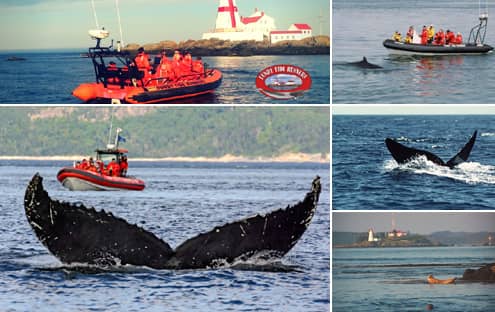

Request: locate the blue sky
(0, 0), (329, 50)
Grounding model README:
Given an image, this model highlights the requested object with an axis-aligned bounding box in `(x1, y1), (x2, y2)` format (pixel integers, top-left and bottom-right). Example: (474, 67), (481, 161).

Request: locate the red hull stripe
(57, 168), (145, 191)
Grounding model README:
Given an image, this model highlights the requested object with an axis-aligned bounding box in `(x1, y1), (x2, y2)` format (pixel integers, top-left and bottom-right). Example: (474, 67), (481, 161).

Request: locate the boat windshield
(96, 151), (124, 165)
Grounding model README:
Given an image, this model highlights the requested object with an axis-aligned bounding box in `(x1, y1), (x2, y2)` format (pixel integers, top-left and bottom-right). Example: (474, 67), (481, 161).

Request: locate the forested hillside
(0, 107), (329, 158)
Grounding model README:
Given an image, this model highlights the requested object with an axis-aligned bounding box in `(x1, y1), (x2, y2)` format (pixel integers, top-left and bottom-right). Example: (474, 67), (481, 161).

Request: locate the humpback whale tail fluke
(24, 174), (321, 270)
(445, 130), (477, 168)
(385, 130), (477, 168)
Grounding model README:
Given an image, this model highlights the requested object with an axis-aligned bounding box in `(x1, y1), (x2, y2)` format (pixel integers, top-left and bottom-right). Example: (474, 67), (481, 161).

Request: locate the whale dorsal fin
(446, 130), (477, 168)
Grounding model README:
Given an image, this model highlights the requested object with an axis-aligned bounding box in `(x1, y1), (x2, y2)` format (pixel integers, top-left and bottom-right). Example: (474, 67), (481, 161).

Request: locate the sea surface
(0, 51), (329, 104)
(333, 0), (495, 103)
(333, 246), (495, 311)
(333, 115), (495, 209)
(0, 160), (329, 311)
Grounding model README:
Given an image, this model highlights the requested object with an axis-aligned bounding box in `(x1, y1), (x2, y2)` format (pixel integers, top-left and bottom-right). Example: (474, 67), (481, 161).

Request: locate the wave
(481, 132), (495, 137)
(383, 156), (495, 185)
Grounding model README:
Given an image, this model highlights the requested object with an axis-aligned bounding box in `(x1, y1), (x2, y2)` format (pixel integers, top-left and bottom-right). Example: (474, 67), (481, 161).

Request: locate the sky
(333, 105), (495, 115)
(0, 0), (330, 50)
(333, 211), (495, 234)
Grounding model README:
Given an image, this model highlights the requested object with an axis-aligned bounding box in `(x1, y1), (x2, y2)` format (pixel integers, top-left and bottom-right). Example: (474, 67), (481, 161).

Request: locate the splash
(383, 156), (495, 185)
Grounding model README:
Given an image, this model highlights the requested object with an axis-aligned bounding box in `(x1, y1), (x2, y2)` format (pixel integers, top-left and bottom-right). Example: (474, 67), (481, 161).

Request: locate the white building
(387, 229), (408, 238)
(240, 9), (276, 38)
(270, 23), (313, 44)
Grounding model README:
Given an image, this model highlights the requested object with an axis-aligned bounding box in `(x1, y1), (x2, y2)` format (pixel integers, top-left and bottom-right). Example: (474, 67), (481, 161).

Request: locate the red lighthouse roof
(241, 12), (264, 24)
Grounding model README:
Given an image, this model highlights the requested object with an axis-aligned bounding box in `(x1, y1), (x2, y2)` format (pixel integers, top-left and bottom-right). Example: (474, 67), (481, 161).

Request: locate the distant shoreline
(0, 153), (329, 164)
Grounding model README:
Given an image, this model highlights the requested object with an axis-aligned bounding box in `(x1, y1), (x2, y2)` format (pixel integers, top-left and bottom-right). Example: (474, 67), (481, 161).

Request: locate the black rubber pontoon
(383, 39), (493, 55)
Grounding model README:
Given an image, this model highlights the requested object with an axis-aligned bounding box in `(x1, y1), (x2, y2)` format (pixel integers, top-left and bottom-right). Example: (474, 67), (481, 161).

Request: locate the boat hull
(383, 39), (493, 55)
(57, 168), (145, 191)
(73, 69), (222, 104)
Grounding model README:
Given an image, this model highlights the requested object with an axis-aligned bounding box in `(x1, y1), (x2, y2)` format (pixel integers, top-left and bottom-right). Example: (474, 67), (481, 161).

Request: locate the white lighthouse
(202, 0), (267, 41)
(368, 228), (375, 242)
(214, 0), (241, 31)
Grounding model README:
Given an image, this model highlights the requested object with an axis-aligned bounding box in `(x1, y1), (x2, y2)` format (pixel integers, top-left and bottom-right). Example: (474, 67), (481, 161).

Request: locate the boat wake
(383, 156), (495, 184)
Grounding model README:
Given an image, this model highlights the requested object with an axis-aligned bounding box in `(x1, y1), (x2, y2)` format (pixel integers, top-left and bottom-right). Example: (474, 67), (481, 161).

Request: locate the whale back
(24, 174), (174, 268)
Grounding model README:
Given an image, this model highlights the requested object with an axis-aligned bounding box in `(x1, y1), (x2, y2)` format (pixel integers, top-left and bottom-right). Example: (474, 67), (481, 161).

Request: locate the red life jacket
(134, 52), (151, 71)
(434, 31), (445, 45)
(120, 160), (128, 176)
(80, 160), (89, 170)
(108, 161), (121, 177)
(156, 60), (175, 80)
(192, 60), (204, 74)
(421, 29), (429, 45)
(455, 34), (463, 44)
(446, 32), (455, 44)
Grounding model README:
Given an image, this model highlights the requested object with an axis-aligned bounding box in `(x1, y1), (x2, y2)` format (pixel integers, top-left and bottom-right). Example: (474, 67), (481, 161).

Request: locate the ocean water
(333, 115), (495, 209)
(333, 246), (495, 311)
(333, 0), (495, 103)
(0, 51), (329, 104)
(0, 160), (329, 311)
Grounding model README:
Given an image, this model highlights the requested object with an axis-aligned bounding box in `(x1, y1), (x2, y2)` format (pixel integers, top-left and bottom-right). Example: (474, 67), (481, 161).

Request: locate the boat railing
(143, 69), (215, 88)
(468, 15), (488, 45)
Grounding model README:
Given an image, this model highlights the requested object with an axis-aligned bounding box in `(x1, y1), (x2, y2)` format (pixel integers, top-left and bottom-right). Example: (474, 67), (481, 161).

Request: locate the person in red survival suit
(434, 29), (445, 45)
(455, 32), (463, 44)
(154, 55), (175, 83)
(96, 159), (106, 175)
(172, 50), (183, 79)
(134, 47), (151, 81)
(88, 157), (98, 173)
(180, 51), (193, 75)
(445, 30), (456, 45)
(192, 56), (205, 75)
(120, 155), (128, 177)
(420, 26), (429, 45)
(107, 158), (121, 177)
(80, 158), (89, 170)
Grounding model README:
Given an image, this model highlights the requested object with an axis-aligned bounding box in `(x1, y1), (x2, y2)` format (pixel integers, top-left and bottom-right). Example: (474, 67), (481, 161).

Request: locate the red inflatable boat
(57, 167), (145, 191)
(57, 128), (145, 191)
(72, 38), (222, 104)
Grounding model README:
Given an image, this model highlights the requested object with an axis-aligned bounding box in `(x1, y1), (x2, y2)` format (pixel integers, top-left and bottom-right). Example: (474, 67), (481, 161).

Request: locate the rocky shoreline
(123, 36), (330, 57)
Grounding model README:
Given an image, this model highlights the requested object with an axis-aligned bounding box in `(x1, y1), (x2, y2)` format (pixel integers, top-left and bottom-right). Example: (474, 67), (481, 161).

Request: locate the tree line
(0, 107), (329, 158)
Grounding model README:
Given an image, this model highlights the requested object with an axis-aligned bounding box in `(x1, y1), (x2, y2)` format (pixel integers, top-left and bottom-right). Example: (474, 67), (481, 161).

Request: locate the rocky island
(334, 234), (443, 248)
(123, 36), (330, 57)
(333, 229), (444, 248)
(462, 263), (495, 282)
